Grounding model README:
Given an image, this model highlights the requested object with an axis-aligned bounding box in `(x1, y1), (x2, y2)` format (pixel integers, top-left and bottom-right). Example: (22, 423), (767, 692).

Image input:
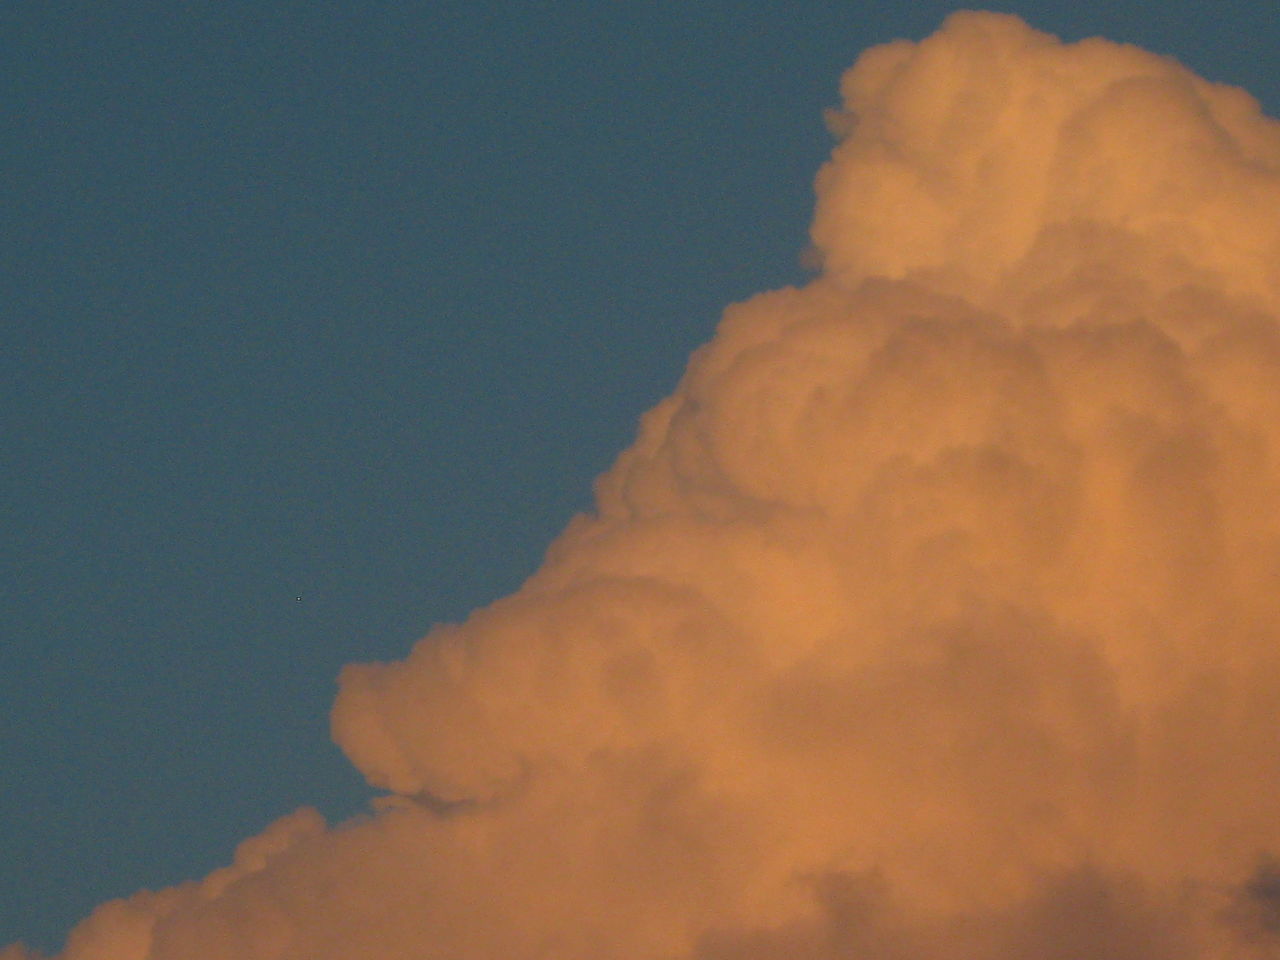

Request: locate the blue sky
(5, 1), (1279, 952)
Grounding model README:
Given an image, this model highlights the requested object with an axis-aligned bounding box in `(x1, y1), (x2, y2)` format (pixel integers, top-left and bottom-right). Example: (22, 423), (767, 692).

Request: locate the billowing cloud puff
(15, 12), (1280, 960)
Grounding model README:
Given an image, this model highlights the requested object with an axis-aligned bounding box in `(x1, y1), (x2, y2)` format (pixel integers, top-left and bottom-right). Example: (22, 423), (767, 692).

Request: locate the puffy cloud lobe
(812, 12), (1280, 310)
(16, 11), (1280, 960)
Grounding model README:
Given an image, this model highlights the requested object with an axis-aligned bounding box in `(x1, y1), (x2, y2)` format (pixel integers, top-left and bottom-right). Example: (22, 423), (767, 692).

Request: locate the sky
(5, 1), (1280, 956)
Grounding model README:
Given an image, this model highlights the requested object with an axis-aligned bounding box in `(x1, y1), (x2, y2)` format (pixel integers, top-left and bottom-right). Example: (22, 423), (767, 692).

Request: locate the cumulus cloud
(14, 11), (1280, 959)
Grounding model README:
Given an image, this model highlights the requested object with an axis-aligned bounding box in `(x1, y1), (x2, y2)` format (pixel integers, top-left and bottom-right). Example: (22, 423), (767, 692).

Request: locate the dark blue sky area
(5, 2), (1279, 953)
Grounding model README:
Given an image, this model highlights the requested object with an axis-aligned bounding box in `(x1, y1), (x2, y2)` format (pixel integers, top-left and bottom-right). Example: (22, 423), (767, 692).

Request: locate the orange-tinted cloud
(14, 12), (1280, 959)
